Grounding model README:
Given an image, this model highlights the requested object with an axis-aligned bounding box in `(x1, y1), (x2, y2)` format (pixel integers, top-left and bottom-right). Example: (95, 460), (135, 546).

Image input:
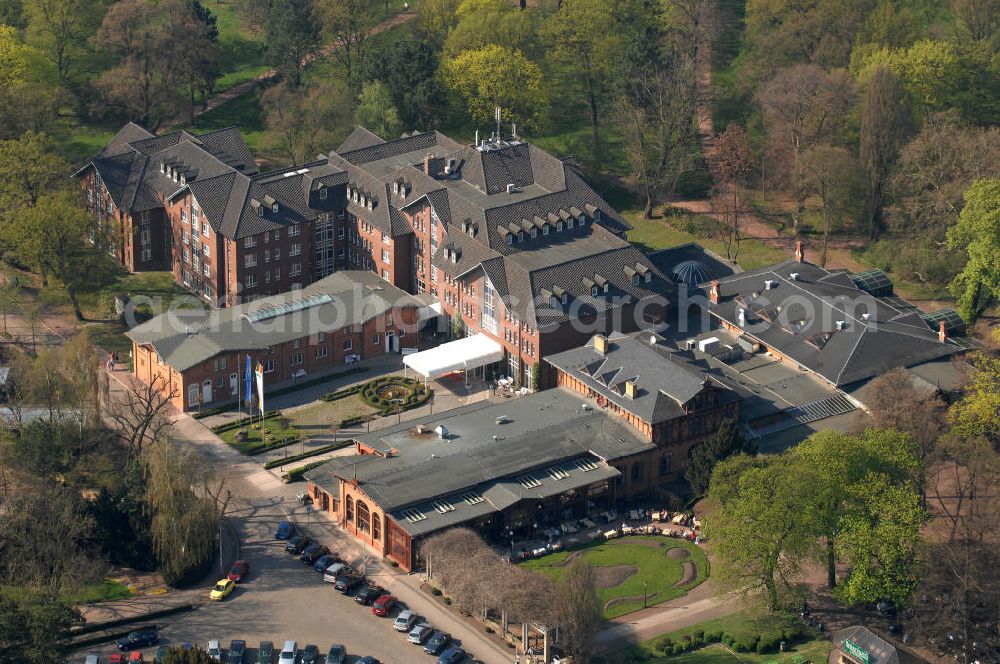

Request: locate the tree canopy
(947, 179), (1000, 323)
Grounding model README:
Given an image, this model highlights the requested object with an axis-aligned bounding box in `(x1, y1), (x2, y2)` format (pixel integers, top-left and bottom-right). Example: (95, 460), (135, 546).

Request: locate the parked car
(117, 630), (159, 651)
(423, 632), (452, 655)
(209, 578), (236, 601)
(207, 640), (222, 661)
(278, 641), (297, 664)
(438, 647), (466, 664)
(299, 644), (320, 664)
(355, 584), (384, 605)
(334, 573), (364, 594)
(325, 644), (346, 664)
(154, 645), (170, 663)
(257, 641), (274, 664)
(228, 560), (250, 583)
(128, 652), (143, 664)
(372, 593), (396, 617)
(393, 609), (416, 630)
(313, 553), (338, 573)
(285, 536), (310, 554)
(275, 521), (296, 539)
(228, 639), (246, 664)
(357, 658), (380, 664)
(877, 598), (897, 616)
(299, 543), (329, 564)
(408, 623), (434, 644)
(109, 655), (127, 664)
(86, 654), (101, 664)
(322, 562), (347, 581)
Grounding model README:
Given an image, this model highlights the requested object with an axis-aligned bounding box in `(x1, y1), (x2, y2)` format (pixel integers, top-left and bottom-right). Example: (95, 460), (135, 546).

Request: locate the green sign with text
(844, 639), (871, 664)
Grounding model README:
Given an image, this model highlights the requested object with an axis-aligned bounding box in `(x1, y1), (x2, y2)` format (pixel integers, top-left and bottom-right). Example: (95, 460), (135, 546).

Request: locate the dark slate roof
(709, 259), (962, 387)
(545, 332), (739, 424)
(126, 271), (427, 372)
(304, 387), (651, 531)
(337, 126), (386, 153)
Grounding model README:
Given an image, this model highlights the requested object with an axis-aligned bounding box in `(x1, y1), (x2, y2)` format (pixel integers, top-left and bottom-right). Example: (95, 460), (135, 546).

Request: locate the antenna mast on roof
(495, 107), (502, 141)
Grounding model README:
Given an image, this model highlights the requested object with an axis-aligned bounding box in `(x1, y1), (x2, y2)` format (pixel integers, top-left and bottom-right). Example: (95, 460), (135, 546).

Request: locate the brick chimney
(423, 153), (432, 175)
(624, 379), (637, 399)
(939, 320), (947, 343)
(708, 280), (720, 304)
(795, 240), (804, 263)
(593, 334), (608, 355)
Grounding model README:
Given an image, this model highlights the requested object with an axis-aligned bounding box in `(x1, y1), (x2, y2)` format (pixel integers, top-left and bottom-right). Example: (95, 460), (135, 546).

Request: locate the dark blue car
(438, 647), (465, 664)
(275, 521), (296, 539)
(313, 553), (338, 572)
(423, 631), (451, 655)
(116, 629), (159, 650)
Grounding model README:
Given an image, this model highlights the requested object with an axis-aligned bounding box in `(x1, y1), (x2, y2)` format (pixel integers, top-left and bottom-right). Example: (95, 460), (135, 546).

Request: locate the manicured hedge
(210, 410), (282, 434)
(659, 622), (806, 657)
(246, 435), (301, 456)
(320, 384), (363, 402)
(262, 441), (352, 469)
(282, 459), (328, 482)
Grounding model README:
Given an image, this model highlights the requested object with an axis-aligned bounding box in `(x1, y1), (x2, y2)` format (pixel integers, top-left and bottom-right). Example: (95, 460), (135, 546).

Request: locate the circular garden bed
(360, 375), (433, 414)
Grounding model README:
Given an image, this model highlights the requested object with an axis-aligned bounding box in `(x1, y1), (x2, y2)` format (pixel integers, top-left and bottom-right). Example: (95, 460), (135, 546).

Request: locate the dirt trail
(166, 10), (416, 129)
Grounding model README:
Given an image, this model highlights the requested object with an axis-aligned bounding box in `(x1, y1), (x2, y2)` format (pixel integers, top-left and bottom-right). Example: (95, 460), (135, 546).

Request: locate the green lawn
(521, 537), (708, 619)
(0, 579), (133, 605)
(624, 211), (791, 271)
(217, 413), (301, 454)
(217, 396), (372, 453)
(598, 608), (831, 664)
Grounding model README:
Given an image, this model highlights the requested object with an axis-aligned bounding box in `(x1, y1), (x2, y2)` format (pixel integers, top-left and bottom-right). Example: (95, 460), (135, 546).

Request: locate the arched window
(345, 495), (354, 522)
(356, 500), (371, 533)
(372, 513), (381, 540)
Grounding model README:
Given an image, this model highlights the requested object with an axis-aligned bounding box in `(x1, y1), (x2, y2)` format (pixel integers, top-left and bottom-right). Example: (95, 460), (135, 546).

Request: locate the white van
(207, 640), (222, 661)
(323, 562), (347, 583)
(279, 640), (297, 664)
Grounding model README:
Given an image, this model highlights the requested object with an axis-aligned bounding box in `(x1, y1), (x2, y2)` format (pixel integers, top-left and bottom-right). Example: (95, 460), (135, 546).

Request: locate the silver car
(407, 623), (434, 644)
(207, 640), (222, 661)
(393, 610), (417, 632)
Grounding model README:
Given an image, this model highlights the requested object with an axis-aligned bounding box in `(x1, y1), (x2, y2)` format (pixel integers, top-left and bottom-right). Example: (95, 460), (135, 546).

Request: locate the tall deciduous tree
(947, 351), (1000, 450)
(710, 124), (755, 262)
(441, 45), (548, 132)
(860, 66), (912, 240)
(360, 40), (444, 129)
(264, 0), (318, 88)
(315, 0), (378, 86)
(757, 64), (855, 234)
(542, 0), (620, 152)
(803, 145), (864, 266)
(417, 0), (461, 51)
(354, 82), (402, 140)
(261, 79), (355, 166)
(558, 557), (602, 661)
(0, 593), (83, 664)
(947, 179), (1000, 324)
(615, 48), (699, 218)
(23, 0), (106, 84)
(0, 131), (67, 213)
(705, 454), (813, 611)
(442, 0), (536, 59)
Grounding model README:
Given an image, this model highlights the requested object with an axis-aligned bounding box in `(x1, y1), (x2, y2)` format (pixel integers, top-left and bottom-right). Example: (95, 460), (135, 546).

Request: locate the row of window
(504, 214), (588, 246)
(243, 225), (300, 248)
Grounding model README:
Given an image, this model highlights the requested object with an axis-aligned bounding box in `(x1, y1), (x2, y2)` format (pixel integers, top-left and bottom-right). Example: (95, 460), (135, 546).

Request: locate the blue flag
(244, 354), (253, 404)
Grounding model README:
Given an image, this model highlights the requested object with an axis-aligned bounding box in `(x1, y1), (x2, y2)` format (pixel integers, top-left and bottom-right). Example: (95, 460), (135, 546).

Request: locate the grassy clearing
(521, 537), (708, 620)
(285, 396), (375, 434)
(0, 579), (133, 605)
(624, 211), (790, 271)
(178, 92), (266, 151)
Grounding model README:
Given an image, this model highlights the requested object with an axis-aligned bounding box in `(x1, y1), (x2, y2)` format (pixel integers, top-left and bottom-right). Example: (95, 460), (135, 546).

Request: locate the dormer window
(644, 271), (652, 283)
(530, 227), (537, 239)
(557, 220), (564, 232)
(179, 173), (186, 185)
(506, 233), (513, 246)
(160, 162), (166, 174)
(549, 296), (559, 308)
(319, 186), (327, 200)
(271, 203), (279, 214)
(542, 224), (549, 236)
(595, 209), (603, 222)
(518, 231), (525, 242)
(561, 292), (568, 305)
(633, 274), (640, 286)
(580, 214), (588, 225)
(568, 218), (575, 229)
(603, 283), (609, 294)
(257, 206), (264, 218)
(591, 285), (599, 297)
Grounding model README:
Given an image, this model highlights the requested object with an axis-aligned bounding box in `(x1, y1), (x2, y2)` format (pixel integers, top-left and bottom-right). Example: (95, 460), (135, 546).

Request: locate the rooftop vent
(861, 312), (870, 321)
(415, 424), (429, 435)
(581, 403), (592, 411)
(835, 320), (847, 331)
(435, 425), (449, 440)
(790, 272), (800, 281)
(495, 415), (509, 425)
(506, 183), (518, 194)
(764, 279), (778, 290)
(444, 158), (457, 175)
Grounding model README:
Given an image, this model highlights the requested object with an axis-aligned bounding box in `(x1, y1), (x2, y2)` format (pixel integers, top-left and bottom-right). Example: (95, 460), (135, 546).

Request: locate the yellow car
(209, 578), (235, 601)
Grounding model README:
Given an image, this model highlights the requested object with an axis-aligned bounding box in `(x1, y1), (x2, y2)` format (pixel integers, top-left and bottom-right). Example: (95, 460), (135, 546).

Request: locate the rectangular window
(372, 333), (380, 344)
(343, 339), (353, 351)
(290, 243), (301, 256)
(290, 263), (301, 276)
(201, 222), (209, 239)
(319, 187), (327, 200)
(317, 332), (325, 342)
(382, 232), (389, 244)
(291, 352), (303, 365)
(263, 360), (274, 373)
(315, 346), (328, 358)
(181, 210), (188, 224)
(246, 273), (257, 287)
(203, 282), (211, 298)
(631, 462), (644, 482)
(244, 254), (257, 268)
(264, 270), (271, 284)
(274, 267), (280, 280)
(141, 248), (152, 262)
(289, 224), (301, 237)
(264, 249), (271, 263)
(244, 235), (257, 248)
(203, 263), (210, 277)
(659, 454), (672, 477)
(182, 248), (190, 263)
(202, 243), (209, 258)
(182, 230), (190, 244)
(273, 247), (280, 260)
(382, 249), (390, 264)
(292, 339), (300, 349)
(337, 227), (345, 240)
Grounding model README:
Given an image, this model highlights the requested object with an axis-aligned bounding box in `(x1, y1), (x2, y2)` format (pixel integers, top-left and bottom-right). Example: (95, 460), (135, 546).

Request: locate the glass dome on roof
(671, 260), (712, 287)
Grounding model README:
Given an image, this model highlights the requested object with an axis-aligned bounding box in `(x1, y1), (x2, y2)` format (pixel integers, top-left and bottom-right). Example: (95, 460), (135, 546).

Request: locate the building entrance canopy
(403, 333), (503, 380)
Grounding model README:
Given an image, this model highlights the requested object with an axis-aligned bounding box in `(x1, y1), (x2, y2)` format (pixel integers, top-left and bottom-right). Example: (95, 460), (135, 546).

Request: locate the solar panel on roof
(920, 308), (965, 335)
(850, 269), (893, 296)
(243, 293), (333, 323)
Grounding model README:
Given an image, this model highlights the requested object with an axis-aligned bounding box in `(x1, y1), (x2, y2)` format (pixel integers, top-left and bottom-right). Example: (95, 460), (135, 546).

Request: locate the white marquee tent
(403, 333), (504, 385)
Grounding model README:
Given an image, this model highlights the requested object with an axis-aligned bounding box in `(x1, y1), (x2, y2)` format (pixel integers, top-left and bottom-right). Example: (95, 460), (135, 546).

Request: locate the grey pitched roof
(545, 332), (739, 424)
(126, 271), (426, 372)
(710, 259), (962, 387)
(337, 126), (386, 153)
(305, 386), (651, 530)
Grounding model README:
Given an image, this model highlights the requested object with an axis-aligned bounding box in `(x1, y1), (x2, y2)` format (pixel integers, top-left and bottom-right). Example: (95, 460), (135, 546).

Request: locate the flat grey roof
(307, 387), (652, 517)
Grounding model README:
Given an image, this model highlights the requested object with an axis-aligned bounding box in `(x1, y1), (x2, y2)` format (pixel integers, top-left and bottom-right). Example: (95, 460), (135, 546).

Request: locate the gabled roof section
(337, 126), (386, 153)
